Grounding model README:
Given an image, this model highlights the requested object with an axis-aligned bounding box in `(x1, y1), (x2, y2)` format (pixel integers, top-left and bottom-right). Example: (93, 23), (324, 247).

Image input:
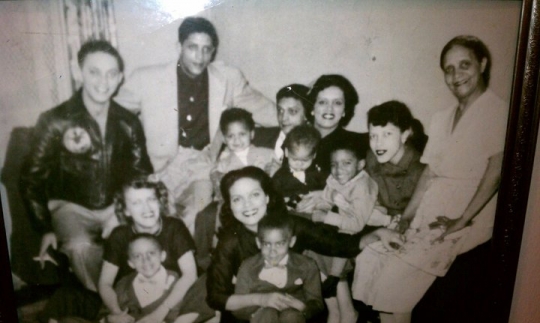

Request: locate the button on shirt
(177, 65), (210, 150)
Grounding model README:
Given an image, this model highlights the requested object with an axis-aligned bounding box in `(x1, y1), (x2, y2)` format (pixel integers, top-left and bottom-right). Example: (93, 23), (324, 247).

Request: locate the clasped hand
(261, 292), (306, 312)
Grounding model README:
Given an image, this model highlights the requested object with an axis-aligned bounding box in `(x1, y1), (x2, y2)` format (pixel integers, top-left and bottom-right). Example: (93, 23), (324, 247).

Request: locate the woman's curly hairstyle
(307, 74), (359, 127)
(219, 166), (287, 229)
(114, 176), (170, 225)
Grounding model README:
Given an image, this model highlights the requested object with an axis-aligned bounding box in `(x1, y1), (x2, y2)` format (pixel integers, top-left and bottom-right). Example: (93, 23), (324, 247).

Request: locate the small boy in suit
(211, 108), (274, 200)
(233, 215), (324, 323)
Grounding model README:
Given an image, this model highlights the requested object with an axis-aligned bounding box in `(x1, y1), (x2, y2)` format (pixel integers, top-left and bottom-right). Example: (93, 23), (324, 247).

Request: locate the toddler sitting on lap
(309, 141), (392, 323)
(271, 125), (327, 212)
(211, 108), (274, 201)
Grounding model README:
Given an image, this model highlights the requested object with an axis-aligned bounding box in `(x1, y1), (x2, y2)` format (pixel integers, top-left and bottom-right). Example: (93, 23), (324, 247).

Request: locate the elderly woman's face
(442, 45), (487, 103)
(229, 178), (269, 232)
(313, 86), (345, 131)
(277, 97), (307, 134)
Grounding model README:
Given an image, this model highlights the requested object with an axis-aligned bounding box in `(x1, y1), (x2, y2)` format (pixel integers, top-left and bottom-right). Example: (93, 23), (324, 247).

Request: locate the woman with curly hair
(98, 177), (214, 323)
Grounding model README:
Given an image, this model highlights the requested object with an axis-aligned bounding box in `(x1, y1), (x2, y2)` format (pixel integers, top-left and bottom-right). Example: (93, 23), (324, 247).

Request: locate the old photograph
(0, 0), (530, 322)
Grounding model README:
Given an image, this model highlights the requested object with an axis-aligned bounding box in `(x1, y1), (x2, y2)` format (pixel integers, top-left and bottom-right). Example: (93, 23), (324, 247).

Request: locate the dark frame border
(491, 0), (540, 321)
(0, 1), (539, 322)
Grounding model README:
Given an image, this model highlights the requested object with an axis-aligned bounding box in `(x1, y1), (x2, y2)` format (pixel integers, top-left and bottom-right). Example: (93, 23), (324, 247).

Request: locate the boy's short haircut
(219, 108), (255, 134)
(77, 40), (124, 72)
(128, 233), (163, 255)
(330, 140), (366, 161)
(257, 214), (294, 241)
(283, 124), (321, 156)
(276, 84), (311, 110)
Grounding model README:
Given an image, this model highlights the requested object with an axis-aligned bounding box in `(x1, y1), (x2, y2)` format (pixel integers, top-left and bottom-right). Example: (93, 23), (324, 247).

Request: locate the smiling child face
(330, 149), (364, 185)
(128, 238), (166, 279)
(224, 121), (253, 153)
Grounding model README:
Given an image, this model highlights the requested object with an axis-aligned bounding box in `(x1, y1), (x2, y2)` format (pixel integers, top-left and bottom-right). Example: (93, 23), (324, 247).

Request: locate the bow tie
(259, 266), (288, 288)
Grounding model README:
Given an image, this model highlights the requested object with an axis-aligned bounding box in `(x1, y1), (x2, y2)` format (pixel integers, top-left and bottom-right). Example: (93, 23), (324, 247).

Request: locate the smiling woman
(352, 35), (508, 323)
(206, 166), (403, 322)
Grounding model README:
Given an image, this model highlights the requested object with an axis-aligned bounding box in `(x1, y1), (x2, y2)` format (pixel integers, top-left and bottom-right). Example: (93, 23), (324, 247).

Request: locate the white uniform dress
(352, 89), (508, 313)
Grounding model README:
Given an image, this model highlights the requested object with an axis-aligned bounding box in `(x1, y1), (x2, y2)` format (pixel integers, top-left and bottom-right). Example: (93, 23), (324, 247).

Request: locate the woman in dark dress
(206, 166), (403, 322)
(296, 74), (369, 213)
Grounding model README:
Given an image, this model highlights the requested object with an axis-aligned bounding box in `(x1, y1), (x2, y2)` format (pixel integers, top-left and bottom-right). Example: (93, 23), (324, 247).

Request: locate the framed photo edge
(0, 1), (539, 322)
(491, 0), (540, 321)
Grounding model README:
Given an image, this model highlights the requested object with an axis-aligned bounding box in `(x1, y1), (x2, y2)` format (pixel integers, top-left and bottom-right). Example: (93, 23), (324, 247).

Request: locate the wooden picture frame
(0, 1), (539, 322)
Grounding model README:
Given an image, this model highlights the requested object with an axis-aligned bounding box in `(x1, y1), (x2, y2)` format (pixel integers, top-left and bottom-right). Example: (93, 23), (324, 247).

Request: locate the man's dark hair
(219, 108), (255, 134)
(257, 214), (294, 241)
(276, 84), (311, 112)
(283, 124), (321, 156)
(178, 16), (219, 60)
(77, 40), (124, 72)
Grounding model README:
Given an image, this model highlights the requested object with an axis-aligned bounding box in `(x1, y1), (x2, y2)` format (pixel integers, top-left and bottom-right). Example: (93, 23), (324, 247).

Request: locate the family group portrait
(0, 1), (528, 323)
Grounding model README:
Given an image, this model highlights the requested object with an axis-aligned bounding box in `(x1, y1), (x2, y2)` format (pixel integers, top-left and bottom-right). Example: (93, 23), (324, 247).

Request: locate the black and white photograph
(1, 1), (539, 323)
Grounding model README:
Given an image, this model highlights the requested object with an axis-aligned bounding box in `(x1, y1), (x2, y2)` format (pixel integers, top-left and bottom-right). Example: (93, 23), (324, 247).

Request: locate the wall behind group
(1, 0), (537, 321)
(114, 0), (520, 133)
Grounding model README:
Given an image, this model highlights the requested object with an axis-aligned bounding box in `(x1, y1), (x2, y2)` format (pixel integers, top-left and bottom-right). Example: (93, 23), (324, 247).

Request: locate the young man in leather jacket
(20, 40), (153, 291)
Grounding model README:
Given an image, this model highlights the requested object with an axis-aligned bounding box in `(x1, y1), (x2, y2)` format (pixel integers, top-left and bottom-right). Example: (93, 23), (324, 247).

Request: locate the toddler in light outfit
(310, 141), (392, 323)
(211, 108), (274, 201)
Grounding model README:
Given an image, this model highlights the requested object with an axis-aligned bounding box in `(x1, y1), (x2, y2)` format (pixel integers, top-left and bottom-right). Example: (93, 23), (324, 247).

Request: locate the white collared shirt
(274, 131), (286, 162)
(291, 169), (306, 184)
(234, 146), (250, 165)
(132, 266), (174, 307)
(259, 254), (289, 288)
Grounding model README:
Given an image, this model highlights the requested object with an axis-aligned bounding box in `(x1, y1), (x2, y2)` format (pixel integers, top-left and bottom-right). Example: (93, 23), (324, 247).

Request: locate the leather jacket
(21, 91), (153, 233)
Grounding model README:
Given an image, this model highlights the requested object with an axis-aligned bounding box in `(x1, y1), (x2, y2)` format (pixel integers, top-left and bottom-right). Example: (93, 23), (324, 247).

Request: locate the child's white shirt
(132, 265), (174, 307)
(291, 168), (306, 184)
(258, 254), (289, 288)
(233, 146), (250, 166)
